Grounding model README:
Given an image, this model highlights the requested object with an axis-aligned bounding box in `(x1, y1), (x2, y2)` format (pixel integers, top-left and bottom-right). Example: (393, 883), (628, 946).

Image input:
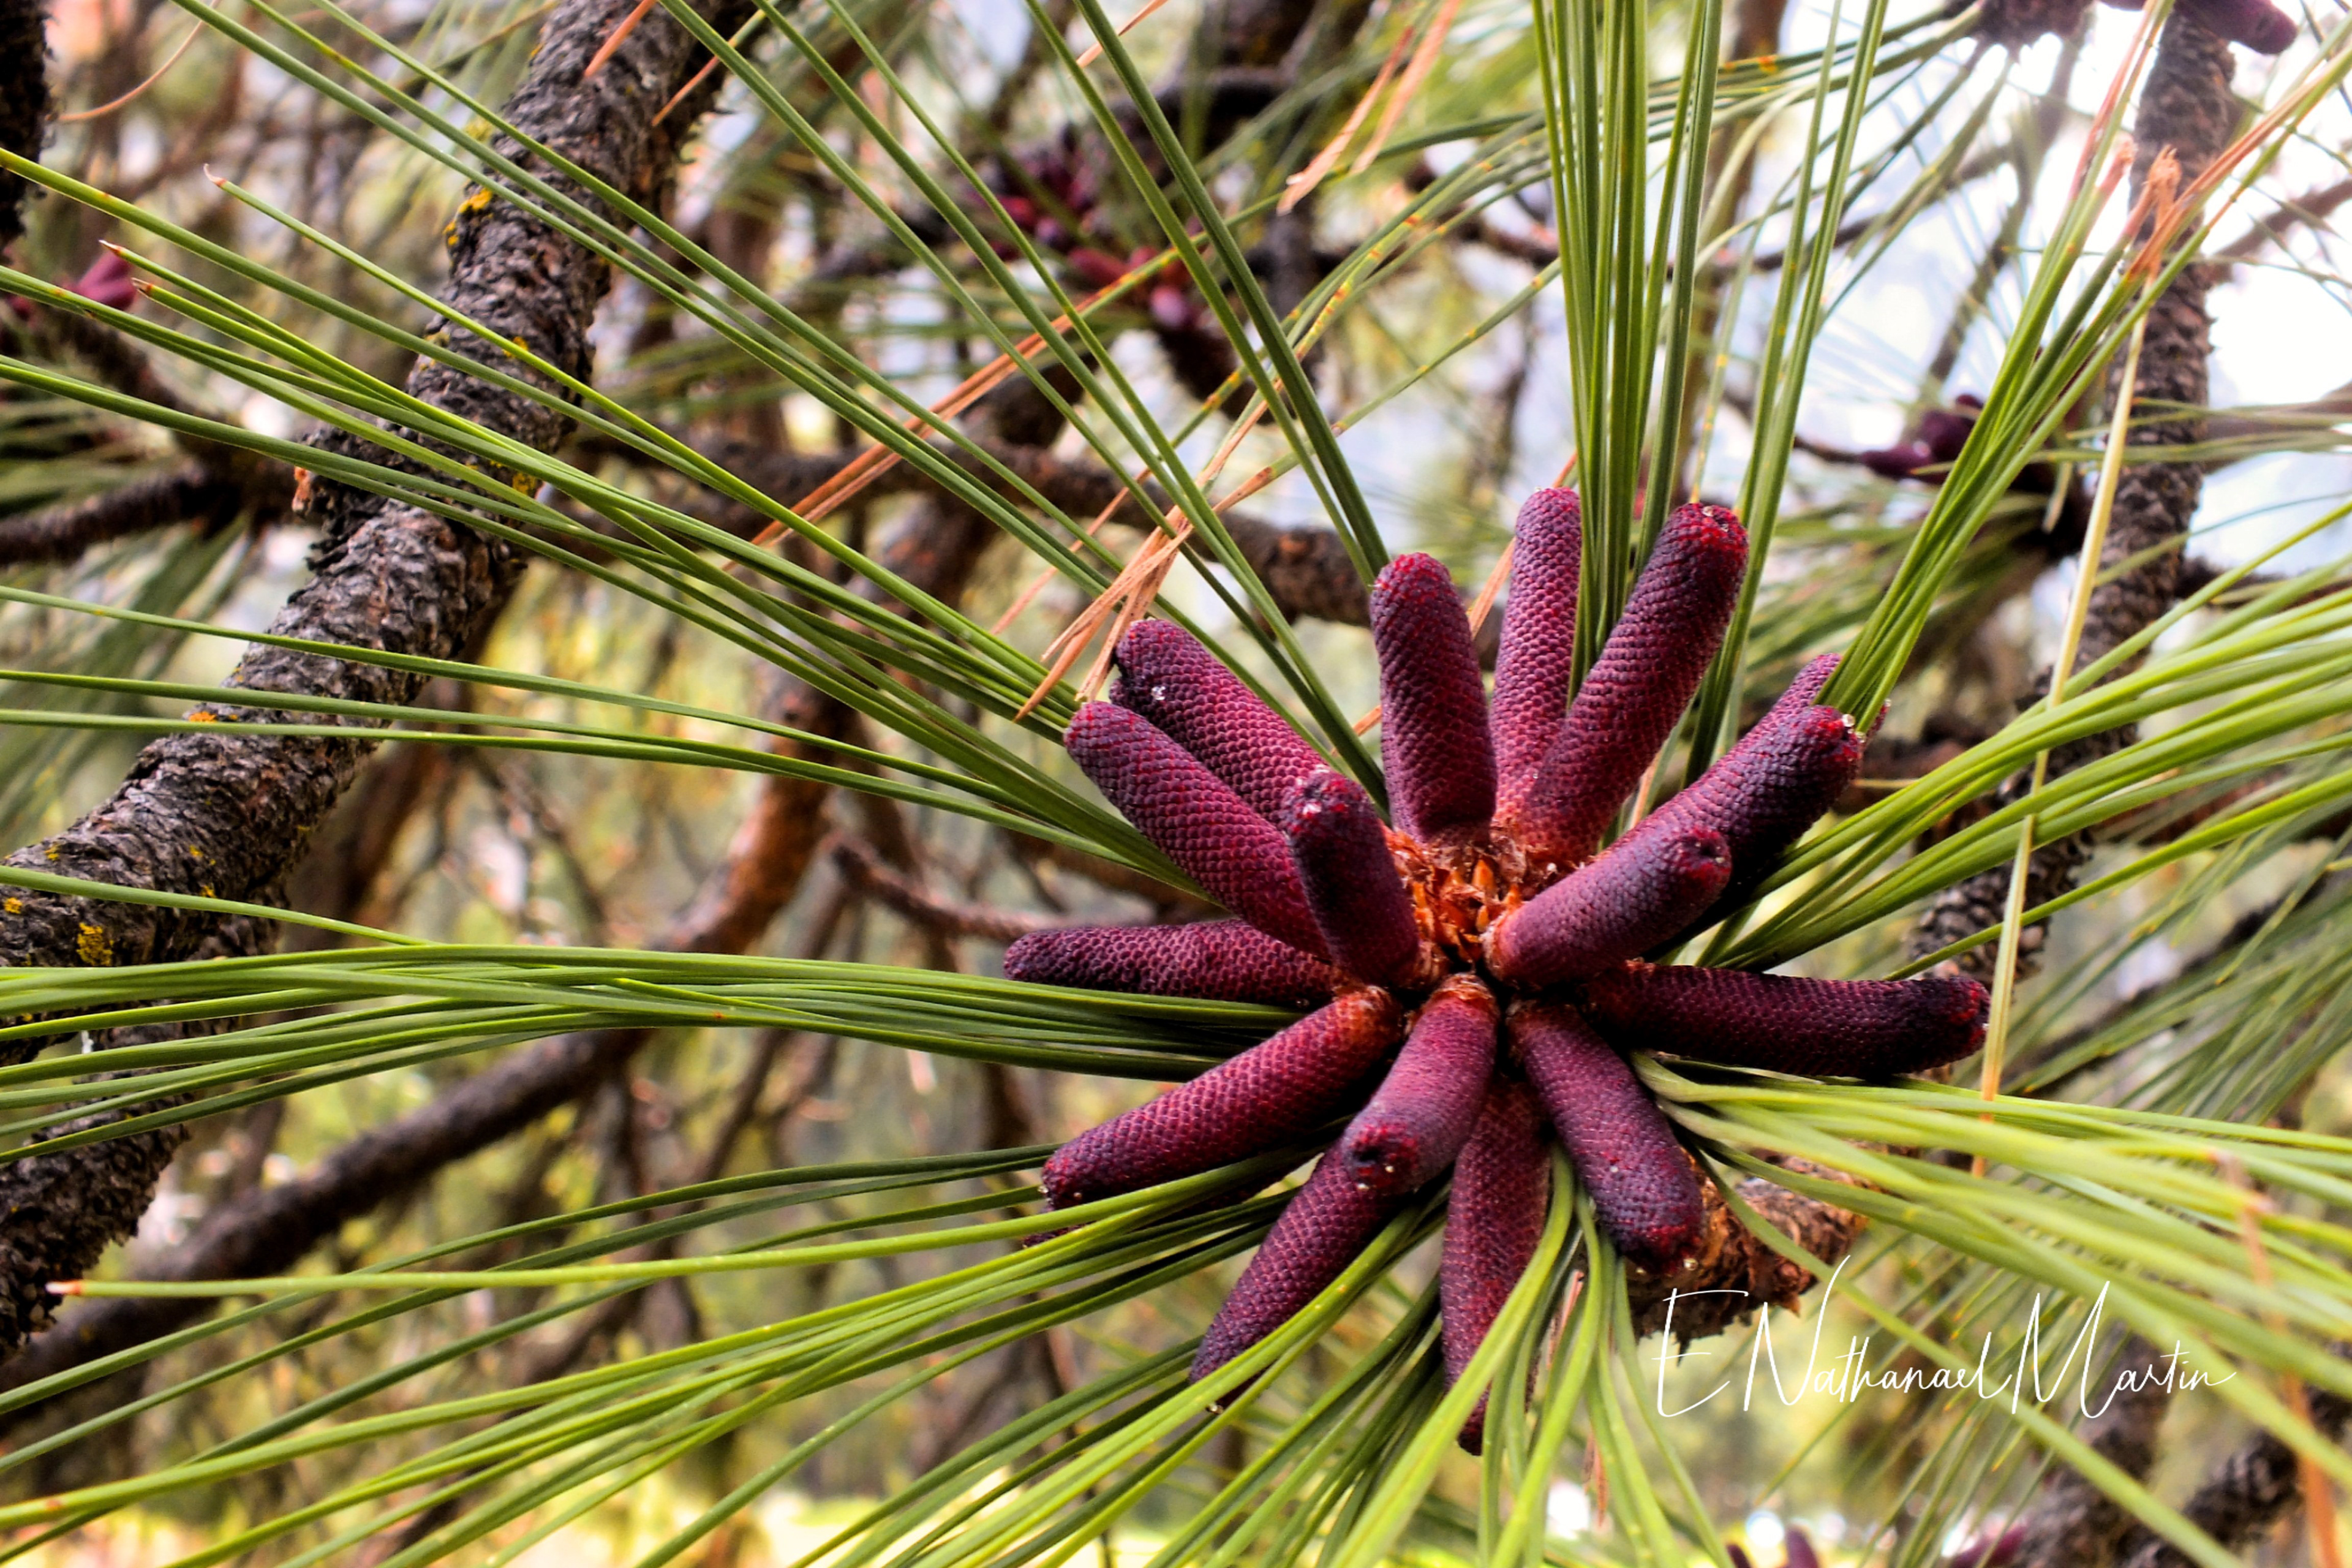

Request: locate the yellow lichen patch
(4, 898), (20, 914)
(77, 922), (114, 965)
(188, 845), (207, 862)
(461, 186), (497, 215)
(186, 709), (218, 722)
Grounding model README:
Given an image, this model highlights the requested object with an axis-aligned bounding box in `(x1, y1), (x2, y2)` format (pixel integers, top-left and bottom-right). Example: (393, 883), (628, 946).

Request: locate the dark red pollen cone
(1280, 769), (1423, 987)
(1486, 825), (1730, 987)
(1112, 619), (1327, 820)
(1040, 988), (1402, 1210)
(1580, 966), (1990, 1078)
(1512, 503), (1747, 866)
(1192, 1149), (1405, 1383)
(1513, 1002), (1704, 1272)
(1065, 703), (1327, 957)
(1630, 657), (1863, 935)
(1341, 974), (1498, 1195)
(1491, 488), (1583, 816)
(1371, 553), (1498, 844)
(1441, 1078), (1551, 1454)
(1004, 921), (1341, 1008)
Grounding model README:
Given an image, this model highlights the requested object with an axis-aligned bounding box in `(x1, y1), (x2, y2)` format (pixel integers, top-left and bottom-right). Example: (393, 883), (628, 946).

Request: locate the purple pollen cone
(1003, 922), (1341, 1008)
(1112, 619), (1326, 821)
(1065, 703), (1328, 958)
(1512, 503), (1748, 866)
(1281, 770), (1424, 987)
(1491, 487), (1583, 816)
(1342, 974), (1499, 1196)
(1580, 965), (1990, 1079)
(1371, 553), (1498, 844)
(1441, 1079), (1551, 1455)
(1192, 1150), (1405, 1384)
(1629, 658), (1864, 935)
(1512, 1002), (1704, 1273)
(1485, 825), (1731, 987)
(1039, 988), (1402, 1210)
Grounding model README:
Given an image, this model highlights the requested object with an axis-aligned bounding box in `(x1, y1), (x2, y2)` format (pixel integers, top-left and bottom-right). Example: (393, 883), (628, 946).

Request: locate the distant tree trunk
(1910, 9), (2235, 981)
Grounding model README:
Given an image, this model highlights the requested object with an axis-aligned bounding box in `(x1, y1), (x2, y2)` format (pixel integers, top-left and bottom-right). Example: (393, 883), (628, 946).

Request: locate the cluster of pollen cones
(1006, 488), (1989, 1450)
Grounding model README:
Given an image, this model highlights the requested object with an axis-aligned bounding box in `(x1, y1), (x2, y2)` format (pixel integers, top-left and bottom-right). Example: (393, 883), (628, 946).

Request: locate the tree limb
(0, 445), (1008, 1406)
(0, 0), (45, 252)
(1910, 10), (2236, 982)
(0, 0), (753, 1363)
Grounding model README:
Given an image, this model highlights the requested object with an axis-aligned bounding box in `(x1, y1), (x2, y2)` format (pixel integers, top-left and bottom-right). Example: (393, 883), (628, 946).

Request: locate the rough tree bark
(0, 0), (748, 989)
(0, 0), (754, 1359)
(1910, 10), (2234, 981)
(0, 915), (323, 1357)
(0, 0), (45, 252)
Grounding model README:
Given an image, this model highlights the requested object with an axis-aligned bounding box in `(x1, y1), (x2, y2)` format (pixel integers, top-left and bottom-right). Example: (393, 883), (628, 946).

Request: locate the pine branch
(0, 481), (990, 1403)
(832, 835), (1057, 943)
(0, 0), (750, 1000)
(1910, 8), (2239, 981)
(0, 0), (753, 1363)
(0, 914), (277, 1352)
(0, 0), (45, 251)
(0, 461), (273, 564)
(0, 0), (1359, 1408)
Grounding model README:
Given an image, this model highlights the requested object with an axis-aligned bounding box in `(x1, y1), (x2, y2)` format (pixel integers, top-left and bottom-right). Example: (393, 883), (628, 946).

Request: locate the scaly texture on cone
(1003, 921), (1341, 1008)
(1039, 989), (1401, 1209)
(1282, 770), (1425, 988)
(1441, 1079), (1551, 1454)
(1515, 1002), (1705, 1272)
(1193, 1150), (1406, 1383)
(1515, 503), (1748, 868)
(1580, 967), (1990, 1079)
(1371, 553), (1498, 844)
(1491, 488), (1583, 815)
(1027, 485), (1975, 1382)
(1112, 620), (1326, 821)
(1486, 824), (1731, 986)
(1633, 706), (1863, 922)
(1342, 974), (1499, 1195)
(1065, 703), (1328, 957)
